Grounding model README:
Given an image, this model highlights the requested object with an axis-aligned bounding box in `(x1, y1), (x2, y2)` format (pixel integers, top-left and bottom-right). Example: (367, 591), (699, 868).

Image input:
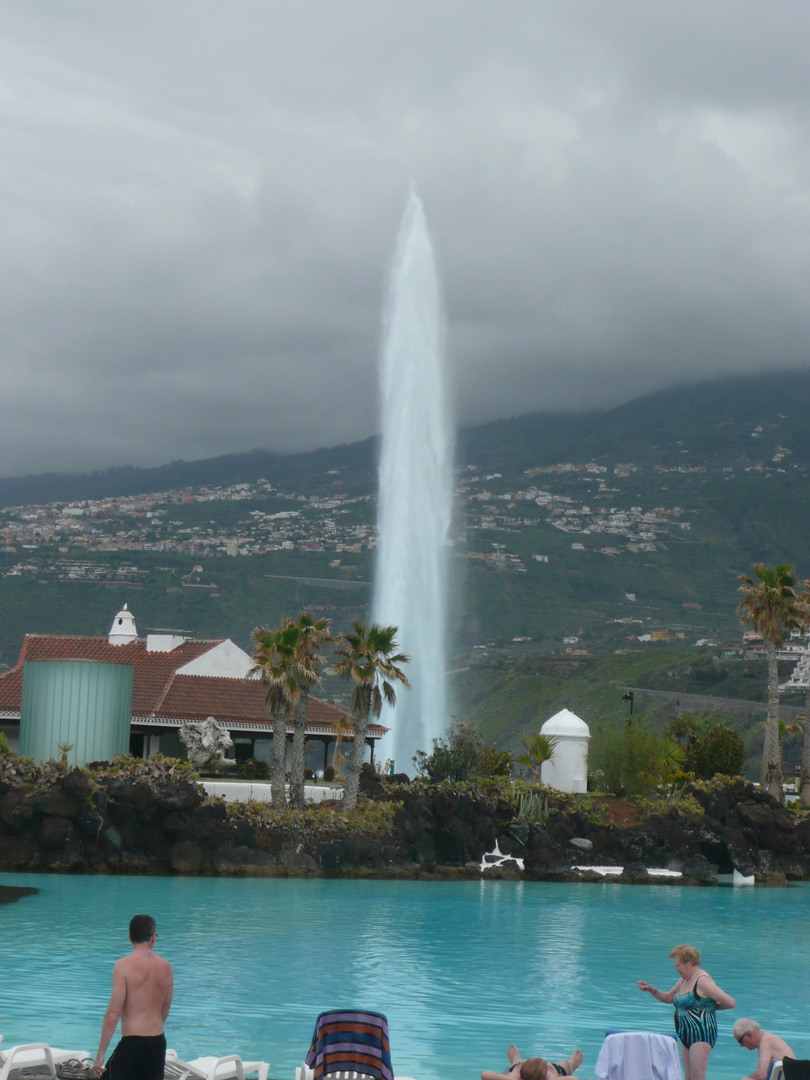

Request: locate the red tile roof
(0, 634), (387, 738)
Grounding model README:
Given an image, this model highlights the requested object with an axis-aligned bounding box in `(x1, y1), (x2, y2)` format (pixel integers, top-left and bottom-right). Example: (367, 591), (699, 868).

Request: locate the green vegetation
(738, 563), (802, 800)
(516, 733), (558, 781)
(589, 719), (685, 796)
(663, 711), (745, 780)
(450, 647), (809, 783)
(332, 622), (411, 810)
(227, 792), (401, 839)
(413, 719), (513, 782)
(240, 757), (269, 780)
(516, 789), (547, 822)
(249, 621), (308, 810)
(288, 614), (334, 809)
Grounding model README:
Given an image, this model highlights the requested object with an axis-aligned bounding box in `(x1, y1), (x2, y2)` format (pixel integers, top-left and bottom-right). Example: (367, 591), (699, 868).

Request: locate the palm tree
(330, 713), (352, 779)
(248, 622), (306, 810)
(331, 622), (411, 810)
(798, 580), (810, 807)
(516, 733), (558, 782)
(800, 706), (810, 808)
(288, 614), (333, 810)
(738, 563), (801, 802)
(777, 718), (801, 780)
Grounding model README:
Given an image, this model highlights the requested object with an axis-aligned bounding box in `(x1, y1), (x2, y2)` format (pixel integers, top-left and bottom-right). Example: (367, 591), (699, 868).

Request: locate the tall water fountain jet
(373, 188), (453, 773)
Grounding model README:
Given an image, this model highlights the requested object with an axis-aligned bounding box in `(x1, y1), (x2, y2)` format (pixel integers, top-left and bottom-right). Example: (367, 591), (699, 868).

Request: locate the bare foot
(569, 1050), (584, 1071)
(507, 1045), (521, 1067)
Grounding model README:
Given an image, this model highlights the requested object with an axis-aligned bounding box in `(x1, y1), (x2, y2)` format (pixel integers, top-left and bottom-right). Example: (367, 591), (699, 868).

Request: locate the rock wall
(497, 780), (810, 884)
(1, 757), (808, 882)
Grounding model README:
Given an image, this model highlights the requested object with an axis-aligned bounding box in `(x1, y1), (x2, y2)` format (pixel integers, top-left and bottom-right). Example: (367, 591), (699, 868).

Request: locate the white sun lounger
(0, 1043), (90, 1080)
(296, 1070), (370, 1080)
(165, 1048), (269, 1080)
(295, 1067), (417, 1080)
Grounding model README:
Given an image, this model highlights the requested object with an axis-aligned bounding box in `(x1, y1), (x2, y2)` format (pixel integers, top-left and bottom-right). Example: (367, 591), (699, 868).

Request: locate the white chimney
(108, 603), (138, 645)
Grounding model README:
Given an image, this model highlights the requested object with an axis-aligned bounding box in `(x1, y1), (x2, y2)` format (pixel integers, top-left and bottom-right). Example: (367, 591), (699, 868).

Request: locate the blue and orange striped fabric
(304, 1009), (394, 1080)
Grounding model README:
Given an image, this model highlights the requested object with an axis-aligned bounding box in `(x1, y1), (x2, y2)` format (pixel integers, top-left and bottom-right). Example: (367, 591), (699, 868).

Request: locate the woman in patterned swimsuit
(638, 943), (736, 1080)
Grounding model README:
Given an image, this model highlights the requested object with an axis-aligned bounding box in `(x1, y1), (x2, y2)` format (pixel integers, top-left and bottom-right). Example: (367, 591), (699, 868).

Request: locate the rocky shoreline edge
(1, 756), (808, 885)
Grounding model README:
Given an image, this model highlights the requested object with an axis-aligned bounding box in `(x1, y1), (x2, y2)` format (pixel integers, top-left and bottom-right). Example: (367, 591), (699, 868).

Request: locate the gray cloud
(2, 1), (810, 476)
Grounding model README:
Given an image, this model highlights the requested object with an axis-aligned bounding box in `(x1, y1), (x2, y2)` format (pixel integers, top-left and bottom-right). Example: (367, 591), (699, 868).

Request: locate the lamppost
(622, 691), (634, 729)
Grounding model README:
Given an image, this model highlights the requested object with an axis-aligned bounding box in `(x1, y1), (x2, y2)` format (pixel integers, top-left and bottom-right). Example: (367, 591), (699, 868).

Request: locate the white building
(540, 708), (590, 794)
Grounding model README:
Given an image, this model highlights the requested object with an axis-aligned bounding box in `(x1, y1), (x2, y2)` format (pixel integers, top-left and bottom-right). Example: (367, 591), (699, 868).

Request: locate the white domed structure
(540, 708), (590, 794)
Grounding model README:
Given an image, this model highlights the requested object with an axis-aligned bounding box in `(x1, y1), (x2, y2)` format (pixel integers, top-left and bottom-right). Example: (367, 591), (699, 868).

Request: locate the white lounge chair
(0, 1043), (90, 1080)
(769, 1062), (784, 1080)
(165, 1048), (269, 1080)
(296, 1069), (371, 1080)
(295, 1065), (418, 1080)
(595, 1031), (681, 1080)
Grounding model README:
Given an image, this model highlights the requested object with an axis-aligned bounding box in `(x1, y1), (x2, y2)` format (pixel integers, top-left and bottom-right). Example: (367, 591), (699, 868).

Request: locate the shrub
(590, 720), (685, 797)
(240, 757), (269, 780)
(690, 724), (745, 779)
(663, 711), (745, 779)
(323, 765), (336, 782)
(477, 745), (514, 779)
(413, 719), (512, 783)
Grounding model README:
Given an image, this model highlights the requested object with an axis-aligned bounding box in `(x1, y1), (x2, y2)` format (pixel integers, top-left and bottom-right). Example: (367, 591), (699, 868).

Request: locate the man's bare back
(734, 1019), (795, 1080)
(115, 948), (173, 1035)
(94, 914), (173, 1079)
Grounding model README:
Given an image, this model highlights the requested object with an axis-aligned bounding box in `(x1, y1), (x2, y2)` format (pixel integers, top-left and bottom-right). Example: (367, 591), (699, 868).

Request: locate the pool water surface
(1, 874), (808, 1079)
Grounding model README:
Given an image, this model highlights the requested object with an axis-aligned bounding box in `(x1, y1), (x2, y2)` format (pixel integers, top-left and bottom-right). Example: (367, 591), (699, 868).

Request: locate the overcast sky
(2, 2), (810, 477)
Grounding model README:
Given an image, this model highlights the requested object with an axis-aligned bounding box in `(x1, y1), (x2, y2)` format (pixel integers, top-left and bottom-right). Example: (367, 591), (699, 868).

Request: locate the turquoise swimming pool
(1, 874), (808, 1079)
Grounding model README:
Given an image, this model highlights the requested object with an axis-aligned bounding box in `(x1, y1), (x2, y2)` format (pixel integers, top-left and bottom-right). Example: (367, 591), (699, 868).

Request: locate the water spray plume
(373, 188), (454, 773)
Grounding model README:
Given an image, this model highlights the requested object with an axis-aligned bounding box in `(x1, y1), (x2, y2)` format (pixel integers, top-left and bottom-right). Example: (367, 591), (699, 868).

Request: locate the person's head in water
(129, 914), (157, 944)
(519, 1060), (549, 1080)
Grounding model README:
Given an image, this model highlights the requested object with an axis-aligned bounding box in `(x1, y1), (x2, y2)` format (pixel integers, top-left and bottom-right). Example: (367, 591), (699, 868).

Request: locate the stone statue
(179, 717), (235, 772)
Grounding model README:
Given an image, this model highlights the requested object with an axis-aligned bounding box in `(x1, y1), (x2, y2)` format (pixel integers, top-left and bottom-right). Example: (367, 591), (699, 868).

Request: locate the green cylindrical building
(20, 659), (134, 765)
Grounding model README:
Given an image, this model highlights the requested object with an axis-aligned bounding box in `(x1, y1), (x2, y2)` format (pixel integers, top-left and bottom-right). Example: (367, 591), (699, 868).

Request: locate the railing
(200, 780), (343, 804)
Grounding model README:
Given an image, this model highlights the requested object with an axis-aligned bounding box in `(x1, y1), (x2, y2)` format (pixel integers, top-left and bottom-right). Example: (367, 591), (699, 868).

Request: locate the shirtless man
(93, 914), (174, 1080)
(482, 1043), (584, 1080)
(733, 1018), (795, 1080)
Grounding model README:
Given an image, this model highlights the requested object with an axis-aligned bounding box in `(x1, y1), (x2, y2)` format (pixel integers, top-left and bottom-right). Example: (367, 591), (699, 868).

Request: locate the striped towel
(304, 1009), (394, 1080)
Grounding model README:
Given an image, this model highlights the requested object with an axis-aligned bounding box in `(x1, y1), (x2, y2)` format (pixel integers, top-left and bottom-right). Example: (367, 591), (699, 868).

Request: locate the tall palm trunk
(763, 640), (783, 801)
(271, 703), (289, 809)
(289, 690), (309, 809)
(802, 684), (810, 807)
(343, 704), (370, 810)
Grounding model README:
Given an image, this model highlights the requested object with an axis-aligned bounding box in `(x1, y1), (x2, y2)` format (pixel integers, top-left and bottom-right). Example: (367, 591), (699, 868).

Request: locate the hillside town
(2, 456), (810, 679)
(0, 461), (698, 568)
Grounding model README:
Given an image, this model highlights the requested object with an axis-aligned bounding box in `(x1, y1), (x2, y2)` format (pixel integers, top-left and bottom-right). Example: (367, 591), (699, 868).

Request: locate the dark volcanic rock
(0, 883), (38, 905)
(0, 789), (36, 834)
(358, 763), (385, 798)
(682, 855), (713, 881)
(0, 834), (34, 868)
(0, 760), (808, 881)
(40, 815), (74, 849)
(171, 840), (207, 873)
(623, 861), (649, 879)
(279, 848), (319, 872)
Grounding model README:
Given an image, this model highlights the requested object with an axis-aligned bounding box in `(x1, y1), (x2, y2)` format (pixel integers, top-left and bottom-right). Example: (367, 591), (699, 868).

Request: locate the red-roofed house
(0, 605), (387, 769)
